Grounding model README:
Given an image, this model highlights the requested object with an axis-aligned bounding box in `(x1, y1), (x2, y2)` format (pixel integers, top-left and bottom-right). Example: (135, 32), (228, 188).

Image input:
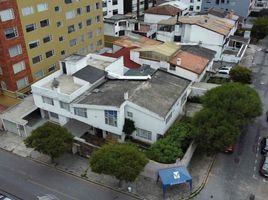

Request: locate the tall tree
(24, 122), (73, 162)
(229, 65), (252, 84)
(90, 144), (148, 184)
(251, 17), (268, 41)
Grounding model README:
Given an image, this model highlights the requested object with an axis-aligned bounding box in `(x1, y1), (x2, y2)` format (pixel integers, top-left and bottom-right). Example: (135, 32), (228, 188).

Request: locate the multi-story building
(201, 0), (255, 18)
(124, 0), (157, 17)
(102, 0), (124, 17)
(0, 0), (104, 93)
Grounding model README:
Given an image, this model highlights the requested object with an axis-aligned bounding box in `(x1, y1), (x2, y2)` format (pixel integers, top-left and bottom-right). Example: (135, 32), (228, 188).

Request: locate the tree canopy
(251, 17), (268, 41)
(193, 83), (262, 153)
(24, 122), (73, 161)
(229, 65), (252, 84)
(89, 144), (148, 183)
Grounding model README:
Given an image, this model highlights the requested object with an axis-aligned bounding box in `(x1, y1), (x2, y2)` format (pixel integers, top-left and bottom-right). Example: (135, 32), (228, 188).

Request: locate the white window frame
(136, 128), (152, 140)
(29, 40), (40, 49)
(8, 45), (22, 57)
(16, 77), (29, 89)
(13, 61), (26, 74)
(37, 3), (48, 12)
(22, 7), (34, 16)
(42, 96), (54, 105)
(74, 107), (87, 118)
(0, 9), (15, 21)
(60, 101), (70, 111)
(34, 70), (44, 79)
(4, 27), (18, 39)
(104, 110), (118, 127)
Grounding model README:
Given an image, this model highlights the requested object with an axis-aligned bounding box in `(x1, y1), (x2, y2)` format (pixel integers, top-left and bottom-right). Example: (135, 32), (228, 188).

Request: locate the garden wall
(141, 141), (197, 180)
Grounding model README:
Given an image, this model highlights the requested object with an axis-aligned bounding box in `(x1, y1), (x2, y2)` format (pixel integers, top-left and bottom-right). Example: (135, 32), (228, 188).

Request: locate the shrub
(229, 65), (252, 84)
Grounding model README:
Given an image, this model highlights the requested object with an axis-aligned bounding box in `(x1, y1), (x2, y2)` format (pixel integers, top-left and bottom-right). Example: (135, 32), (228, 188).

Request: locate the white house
(144, 2), (189, 24)
(30, 53), (192, 144)
(157, 15), (236, 60)
(160, 0), (201, 15)
(130, 42), (216, 82)
(102, 0), (124, 17)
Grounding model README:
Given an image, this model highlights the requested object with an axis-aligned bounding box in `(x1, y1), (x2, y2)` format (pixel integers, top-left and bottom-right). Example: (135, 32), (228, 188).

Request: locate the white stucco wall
(144, 13), (173, 24)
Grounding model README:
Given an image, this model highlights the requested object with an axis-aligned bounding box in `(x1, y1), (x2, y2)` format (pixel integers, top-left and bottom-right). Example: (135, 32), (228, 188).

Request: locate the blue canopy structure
(157, 166), (192, 199)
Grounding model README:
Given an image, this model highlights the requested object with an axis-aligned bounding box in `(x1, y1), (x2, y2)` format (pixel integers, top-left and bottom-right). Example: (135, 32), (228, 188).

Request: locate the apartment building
(102, 0), (124, 17)
(201, 0), (255, 18)
(0, 0), (104, 93)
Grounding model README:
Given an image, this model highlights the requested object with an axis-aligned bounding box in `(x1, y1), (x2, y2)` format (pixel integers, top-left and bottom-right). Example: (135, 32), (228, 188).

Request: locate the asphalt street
(195, 39), (268, 200)
(0, 149), (137, 200)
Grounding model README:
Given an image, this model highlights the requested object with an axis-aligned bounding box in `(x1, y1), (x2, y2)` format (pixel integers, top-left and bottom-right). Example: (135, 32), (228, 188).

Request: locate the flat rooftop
(86, 55), (115, 70)
(73, 65), (106, 84)
(77, 70), (191, 117)
(42, 75), (82, 95)
(64, 54), (86, 62)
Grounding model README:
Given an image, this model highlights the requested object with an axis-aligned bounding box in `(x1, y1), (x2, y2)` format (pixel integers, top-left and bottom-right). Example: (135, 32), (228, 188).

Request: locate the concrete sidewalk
(0, 131), (214, 200)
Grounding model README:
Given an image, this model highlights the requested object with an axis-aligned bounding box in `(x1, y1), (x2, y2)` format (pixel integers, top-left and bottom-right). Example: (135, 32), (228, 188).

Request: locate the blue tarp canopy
(157, 166), (192, 198)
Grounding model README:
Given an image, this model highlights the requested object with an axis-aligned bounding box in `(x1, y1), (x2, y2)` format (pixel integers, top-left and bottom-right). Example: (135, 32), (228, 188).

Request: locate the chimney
(176, 58), (182, 66)
(124, 92), (128, 100)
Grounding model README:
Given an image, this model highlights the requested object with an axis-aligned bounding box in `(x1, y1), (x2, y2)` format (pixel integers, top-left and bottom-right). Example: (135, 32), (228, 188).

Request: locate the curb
(183, 155), (216, 200)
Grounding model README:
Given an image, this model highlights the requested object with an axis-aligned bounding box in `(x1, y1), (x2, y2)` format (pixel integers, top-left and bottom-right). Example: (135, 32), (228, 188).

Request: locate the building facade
(201, 0), (254, 18)
(102, 0), (124, 17)
(0, 0), (104, 92)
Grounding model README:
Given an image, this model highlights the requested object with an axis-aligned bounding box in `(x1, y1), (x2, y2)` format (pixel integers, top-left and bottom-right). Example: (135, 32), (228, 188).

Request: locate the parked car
(0, 194), (12, 200)
(260, 137), (268, 154)
(224, 144), (235, 154)
(259, 155), (268, 178)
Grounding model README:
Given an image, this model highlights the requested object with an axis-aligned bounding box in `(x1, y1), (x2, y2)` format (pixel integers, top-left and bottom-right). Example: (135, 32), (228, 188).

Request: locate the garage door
(2, 119), (19, 135)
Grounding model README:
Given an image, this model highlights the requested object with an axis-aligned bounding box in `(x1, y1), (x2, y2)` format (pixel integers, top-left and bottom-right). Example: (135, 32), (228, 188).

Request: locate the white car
(218, 66), (232, 75)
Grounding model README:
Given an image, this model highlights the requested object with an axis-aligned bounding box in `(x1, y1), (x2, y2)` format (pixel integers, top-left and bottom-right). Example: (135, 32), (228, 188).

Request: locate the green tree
(24, 122), (73, 162)
(229, 65), (252, 84)
(251, 17), (268, 41)
(194, 83), (262, 153)
(123, 118), (136, 136)
(89, 144), (148, 184)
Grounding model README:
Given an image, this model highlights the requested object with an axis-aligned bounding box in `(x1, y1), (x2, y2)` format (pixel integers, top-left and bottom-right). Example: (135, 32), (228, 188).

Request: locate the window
(113, 9), (118, 15)
(221, 0), (225, 3)
(88, 31), (93, 38)
(74, 107), (87, 118)
(43, 35), (52, 43)
(4, 27), (18, 39)
(29, 40), (39, 49)
(112, 0), (118, 5)
(37, 3), (48, 12)
(40, 19), (49, 27)
(104, 110), (118, 127)
(68, 25), (75, 33)
(65, 0), (72, 4)
(60, 101), (70, 111)
(127, 111), (133, 118)
(57, 21), (62, 27)
(86, 18), (92, 26)
(59, 36), (64, 42)
(97, 39), (103, 46)
(165, 112), (173, 124)
(80, 35), (84, 42)
(196, 6), (200, 10)
(61, 50), (66, 55)
(69, 39), (77, 47)
(48, 64), (56, 72)
(96, 15), (101, 22)
(50, 112), (58, 119)
(34, 70), (44, 79)
(16, 77), (29, 89)
(216, 0), (219, 4)
(86, 5), (91, 12)
(26, 23), (36, 32)
(96, 2), (100, 9)
(0, 9), (15, 21)
(65, 10), (76, 19)
(170, 65), (176, 71)
(32, 55), (42, 64)
(78, 22), (83, 29)
(1, 81), (7, 90)
(9, 45), (22, 57)
(13, 61), (25, 74)
(0, 66), (2, 75)
(77, 8), (82, 15)
(89, 43), (94, 51)
(54, 6), (61, 12)
(136, 128), (152, 140)
(46, 50), (54, 58)
(22, 7), (34, 16)
(42, 96), (54, 105)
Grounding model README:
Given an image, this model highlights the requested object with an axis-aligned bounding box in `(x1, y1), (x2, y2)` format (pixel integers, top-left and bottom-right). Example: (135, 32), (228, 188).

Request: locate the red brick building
(0, 0), (32, 92)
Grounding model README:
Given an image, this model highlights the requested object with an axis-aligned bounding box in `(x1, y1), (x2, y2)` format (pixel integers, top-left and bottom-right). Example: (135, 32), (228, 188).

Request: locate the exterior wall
(16, 0), (104, 83)
(104, 23), (116, 37)
(0, 0), (33, 92)
(181, 24), (224, 59)
(201, 0), (252, 18)
(178, 0), (202, 14)
(144, 13), (172, 23)
(102, 0), (124, 17)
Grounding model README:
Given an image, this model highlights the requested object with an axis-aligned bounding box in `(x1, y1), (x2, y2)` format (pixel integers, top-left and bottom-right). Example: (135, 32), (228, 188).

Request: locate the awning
(157, 166), (192, 199)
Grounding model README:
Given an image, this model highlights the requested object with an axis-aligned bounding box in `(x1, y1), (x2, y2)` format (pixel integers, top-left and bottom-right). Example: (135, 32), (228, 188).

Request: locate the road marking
(253, 174), (258, 180)
(257, 147), (260, 152)
(263, 178), (268, 183)
(255, 159), (258, 164)
(254, 167), (257, 171)
(28, 179), (79, 200)
(256, 153), (258, 158)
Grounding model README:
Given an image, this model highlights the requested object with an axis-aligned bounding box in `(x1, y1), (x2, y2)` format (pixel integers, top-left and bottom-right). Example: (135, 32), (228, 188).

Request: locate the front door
(95, 128), (103, 138)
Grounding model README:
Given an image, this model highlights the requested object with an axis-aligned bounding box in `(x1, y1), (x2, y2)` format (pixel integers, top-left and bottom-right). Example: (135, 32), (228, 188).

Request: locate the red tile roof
(145, 5), (181, 16)
(0, 104), (7, 113)
(102, 47), (140, 69)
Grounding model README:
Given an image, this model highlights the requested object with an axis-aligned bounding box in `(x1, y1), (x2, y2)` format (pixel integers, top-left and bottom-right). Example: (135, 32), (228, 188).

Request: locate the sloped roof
(113, 33), (162, 48)
(170, 51), (209, 75)
(134, 42), (180, 57)
(102, 47), (141, 69)
(145, 5), (182, 16)
(178, 15), (234, 36)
